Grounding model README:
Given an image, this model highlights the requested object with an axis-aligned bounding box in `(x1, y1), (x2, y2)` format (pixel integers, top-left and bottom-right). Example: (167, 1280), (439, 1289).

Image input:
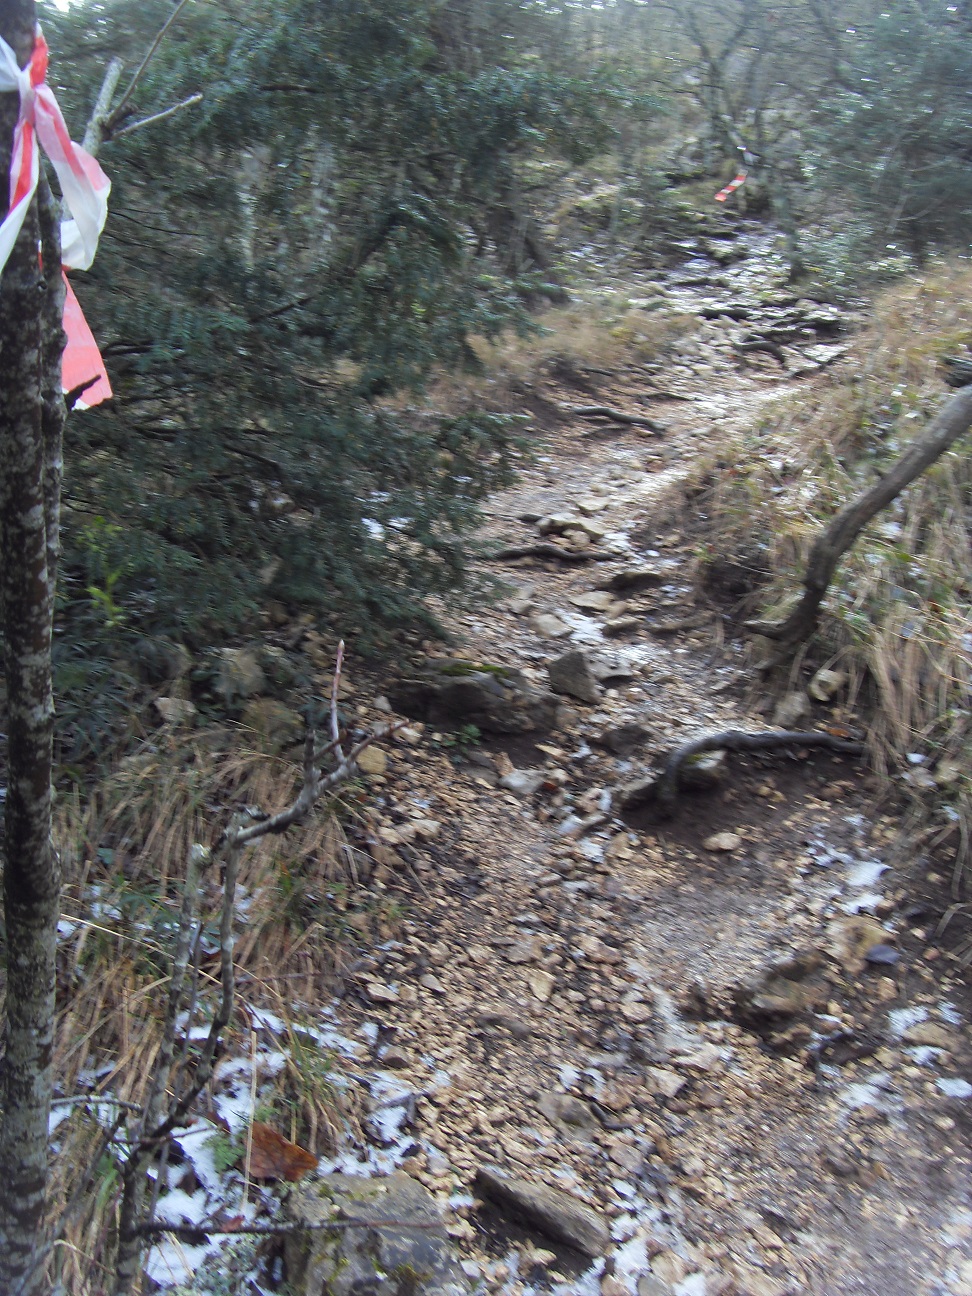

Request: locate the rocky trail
(167, 230), (972, 1296)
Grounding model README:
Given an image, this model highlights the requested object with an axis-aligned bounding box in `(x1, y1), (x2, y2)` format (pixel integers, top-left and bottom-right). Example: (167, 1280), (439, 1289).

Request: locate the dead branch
(105, 0), (193, 133)
(80, 58), (123, 155)
(331, 638), (346, 761)
(748, 386), (972, 647)
(110, 649), (403, 1294)
(110, 94), (204, 140)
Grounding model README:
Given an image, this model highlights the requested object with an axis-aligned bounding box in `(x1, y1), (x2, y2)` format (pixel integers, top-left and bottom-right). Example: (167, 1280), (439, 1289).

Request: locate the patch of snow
(937, 1078), (972, 1099)
(675, 1275), (708, 1296)
(906, 1046), (944, 1066)
(888, 1006), (928, 1036)
(249, 1006), (286, 1035)
(846, 859), (888, 888)
(558, 1064), (581, 1090)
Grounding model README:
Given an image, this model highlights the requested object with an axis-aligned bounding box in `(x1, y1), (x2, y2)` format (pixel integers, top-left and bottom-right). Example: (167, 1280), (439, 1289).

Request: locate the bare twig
(110, 646), (403, 1290)
(331, 639), (345, 761)
(106, 0), (194, 131)
(111, 94), (204, 140)
(130, 1216), (442, 1241)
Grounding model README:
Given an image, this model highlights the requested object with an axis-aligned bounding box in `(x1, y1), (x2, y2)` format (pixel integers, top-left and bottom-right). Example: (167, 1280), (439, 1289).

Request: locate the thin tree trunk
(0, 2), (66, 1291)
(749, 385), (972, 647)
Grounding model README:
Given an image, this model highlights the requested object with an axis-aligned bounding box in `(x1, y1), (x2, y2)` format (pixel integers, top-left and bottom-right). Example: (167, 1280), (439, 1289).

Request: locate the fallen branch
(624, 728), (865, 817)
(748, 386), (972, 647)
(129, 1216), (441, 1241)
(562, 403), (667, 435)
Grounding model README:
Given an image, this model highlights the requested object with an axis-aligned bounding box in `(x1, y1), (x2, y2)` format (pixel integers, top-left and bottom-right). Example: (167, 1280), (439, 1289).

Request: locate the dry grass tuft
(689, 257), (972, 883)
(49, 724), (393, 1290)
(426, 289), (693, 415)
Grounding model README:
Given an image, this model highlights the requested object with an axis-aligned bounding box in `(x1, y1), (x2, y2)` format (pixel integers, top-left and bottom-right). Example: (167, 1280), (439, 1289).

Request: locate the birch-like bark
(0, 3), (65, 1292)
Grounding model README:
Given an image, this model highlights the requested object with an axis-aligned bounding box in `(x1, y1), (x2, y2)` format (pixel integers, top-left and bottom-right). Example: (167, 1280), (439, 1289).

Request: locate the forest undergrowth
(38, 249), (972, 1291)
(689, 257), (972, 898)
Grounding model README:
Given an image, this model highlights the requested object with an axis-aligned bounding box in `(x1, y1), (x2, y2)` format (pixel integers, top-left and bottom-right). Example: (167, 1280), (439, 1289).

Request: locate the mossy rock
(285, 1172), (469, 1296)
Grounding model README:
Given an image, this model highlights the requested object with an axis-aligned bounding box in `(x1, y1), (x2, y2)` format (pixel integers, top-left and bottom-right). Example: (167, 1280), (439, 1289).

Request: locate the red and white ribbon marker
(715, 171), (748, 203)
(0, 25), (112, 408)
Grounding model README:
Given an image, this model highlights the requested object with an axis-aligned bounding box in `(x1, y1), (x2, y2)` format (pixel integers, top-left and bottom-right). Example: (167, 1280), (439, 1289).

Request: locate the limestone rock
(602, 565), (667, 592)
(827, 915), (889, 976)
(772, 691), (810, 728)
(531, 612), (572, 639)
(537, 1092), (599, 1136)
(499, 768), (545, 797)
(703, 831), (741, 853)
(258, 643), (299, 692)
(548, 650), (600, 705)
(808, 667), (847, 702)
(135, 637), (192, 684)
(154, 696), (197, 725)
(213, 647), (267, 705)
(242, 698), (303, 752)
(356, 746), (389, 776)
(594, 722), (650, 755)
(568, 590), (618, 614)
(603, 616), (642, 637)
(285, 1173), (469, 1296)
(474, 1165), (610, 1257)
(733, 951), (827, 1027)
(389, 660), (560, 735)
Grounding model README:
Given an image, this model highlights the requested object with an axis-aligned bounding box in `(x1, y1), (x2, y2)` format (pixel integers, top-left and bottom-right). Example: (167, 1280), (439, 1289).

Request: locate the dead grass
(689, 257), (972, 882)
(48, 724), (393, 1290)
(426, 290), (693, 415)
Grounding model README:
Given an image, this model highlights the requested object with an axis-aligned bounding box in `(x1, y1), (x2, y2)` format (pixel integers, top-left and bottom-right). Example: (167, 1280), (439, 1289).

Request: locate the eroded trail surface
(323, 233), (972, 1296)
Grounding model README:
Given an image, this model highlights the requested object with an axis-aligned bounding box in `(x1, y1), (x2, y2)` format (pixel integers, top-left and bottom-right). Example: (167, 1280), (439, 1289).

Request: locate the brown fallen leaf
(246, 1121), (318, 1182)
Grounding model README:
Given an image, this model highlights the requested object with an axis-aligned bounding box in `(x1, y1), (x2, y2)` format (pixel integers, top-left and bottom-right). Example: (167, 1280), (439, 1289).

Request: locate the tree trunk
(0, 2), (66, 1292)
(749, 385), (972, 647)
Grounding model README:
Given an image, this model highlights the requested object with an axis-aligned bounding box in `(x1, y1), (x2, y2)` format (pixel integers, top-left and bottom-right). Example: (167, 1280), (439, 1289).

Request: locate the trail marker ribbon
(0, 25), (112, 407)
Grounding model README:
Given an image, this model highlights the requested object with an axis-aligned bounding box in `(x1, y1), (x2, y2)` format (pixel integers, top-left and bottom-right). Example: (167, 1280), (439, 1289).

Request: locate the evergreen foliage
(807, 0), (972, 259)
(42, 0), (614, 654)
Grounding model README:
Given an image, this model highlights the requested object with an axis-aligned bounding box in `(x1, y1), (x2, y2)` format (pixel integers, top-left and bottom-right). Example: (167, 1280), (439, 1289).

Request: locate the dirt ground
(319, 233), (972, 1296)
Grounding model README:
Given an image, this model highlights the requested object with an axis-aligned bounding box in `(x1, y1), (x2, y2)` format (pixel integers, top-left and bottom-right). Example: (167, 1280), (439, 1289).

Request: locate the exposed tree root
(561, 403), (668, 435)
(633, 728), (865, 818)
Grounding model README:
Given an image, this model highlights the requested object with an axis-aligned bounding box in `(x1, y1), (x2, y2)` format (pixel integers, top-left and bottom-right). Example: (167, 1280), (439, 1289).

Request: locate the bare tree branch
(111, 94), (204, 141)
(105, 0), (194, 131)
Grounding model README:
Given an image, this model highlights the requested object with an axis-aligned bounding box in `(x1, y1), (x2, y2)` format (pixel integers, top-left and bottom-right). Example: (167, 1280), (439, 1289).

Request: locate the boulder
(242, 698), (303, 752)
(285, 1173), (469, 1296)
(213, 647), (267, 706)
(389, 660), (561, 735)
(548, 650), (599, 705)
(474, 1165), (609, 1257)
